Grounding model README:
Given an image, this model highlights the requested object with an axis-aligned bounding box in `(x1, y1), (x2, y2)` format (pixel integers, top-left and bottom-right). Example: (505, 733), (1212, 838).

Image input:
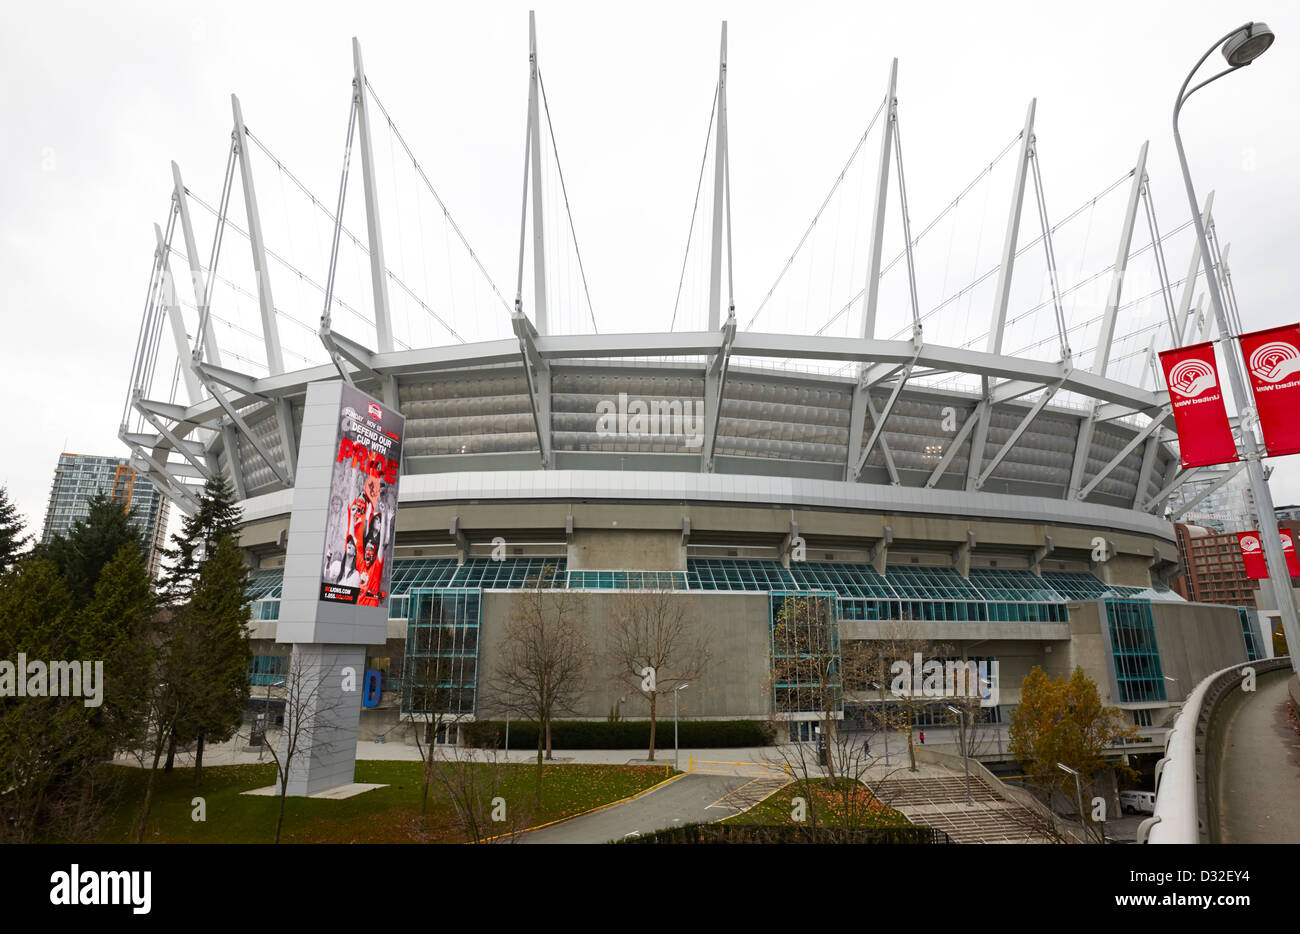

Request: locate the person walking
(919, 729), (926, 745)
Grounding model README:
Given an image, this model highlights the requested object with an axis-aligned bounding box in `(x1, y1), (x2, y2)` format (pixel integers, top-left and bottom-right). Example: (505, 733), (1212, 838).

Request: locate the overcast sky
(3, 0), (1299, 539)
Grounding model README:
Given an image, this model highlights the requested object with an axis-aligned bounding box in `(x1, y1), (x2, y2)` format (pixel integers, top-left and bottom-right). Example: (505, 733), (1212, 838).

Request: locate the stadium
(118, 18), (1266, 748)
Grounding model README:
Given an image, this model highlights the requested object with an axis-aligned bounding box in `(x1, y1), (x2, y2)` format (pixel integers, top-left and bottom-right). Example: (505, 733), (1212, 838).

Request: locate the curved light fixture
(1222, 22), (1274, 67)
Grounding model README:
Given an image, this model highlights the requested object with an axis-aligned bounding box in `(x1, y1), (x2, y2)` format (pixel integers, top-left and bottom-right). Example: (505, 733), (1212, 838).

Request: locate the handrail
(1143, 656), (1289, 843)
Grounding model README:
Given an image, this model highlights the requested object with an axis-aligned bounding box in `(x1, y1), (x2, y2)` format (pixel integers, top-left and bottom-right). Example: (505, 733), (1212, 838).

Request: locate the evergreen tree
(78, 545), (158, 756)
(36, 494), (145, 604)
(0, 485), (32, 574)
(167, 535), (252, 785)
(0, 547), (156, 841)
(159, 474), (241, 603)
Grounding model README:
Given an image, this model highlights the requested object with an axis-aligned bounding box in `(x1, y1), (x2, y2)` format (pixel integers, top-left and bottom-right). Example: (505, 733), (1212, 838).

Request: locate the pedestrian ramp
(688, 758), (791, 779)
(706, 776), (791, 812)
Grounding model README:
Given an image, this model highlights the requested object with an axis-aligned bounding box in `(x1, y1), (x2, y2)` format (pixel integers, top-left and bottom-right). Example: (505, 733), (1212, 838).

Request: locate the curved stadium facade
(135, 335), (1265, 742)
(119, 27), (1268, 748)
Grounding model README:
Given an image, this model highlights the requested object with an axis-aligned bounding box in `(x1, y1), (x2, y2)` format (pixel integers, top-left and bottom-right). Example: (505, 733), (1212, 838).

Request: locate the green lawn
(724, 778), (912, 829)
(94, 760), (672, 843)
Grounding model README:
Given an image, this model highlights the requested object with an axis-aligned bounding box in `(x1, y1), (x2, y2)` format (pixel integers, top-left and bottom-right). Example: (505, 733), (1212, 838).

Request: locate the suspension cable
(1028, 141), (1071, 361)
(364, 77), (512, 314)
(537, 67), (598, 334)
(747, 95), (887, 329)
(321, 91), (358, 331)
(194, 137), (237, 362)
(243, 122), (462, 343)
(671, 82), (719, 332)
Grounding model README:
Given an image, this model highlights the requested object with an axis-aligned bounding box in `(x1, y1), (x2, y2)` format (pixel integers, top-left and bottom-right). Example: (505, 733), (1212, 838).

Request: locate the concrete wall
(291, 499), (1180, 574)
(474, 590), (771, 721)
(1152, 602), (1249, 702)
(568, 529), (685, 571)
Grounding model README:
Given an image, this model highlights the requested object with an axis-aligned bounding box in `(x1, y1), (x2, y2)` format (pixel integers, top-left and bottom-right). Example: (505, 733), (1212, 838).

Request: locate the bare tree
(851, 622), (955, 773)
(768, 594), (853, 781)
(760, 597), (921, 837)
(487, 565), (590, 807)
(606, 590), (711, 761)
(424, 742), (534, 843)
(401, 609), (473, 830)
(259, 648), (349, 843)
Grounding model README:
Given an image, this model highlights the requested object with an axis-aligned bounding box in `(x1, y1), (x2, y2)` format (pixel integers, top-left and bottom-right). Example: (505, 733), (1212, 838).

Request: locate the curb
(477, 769), (687, 844)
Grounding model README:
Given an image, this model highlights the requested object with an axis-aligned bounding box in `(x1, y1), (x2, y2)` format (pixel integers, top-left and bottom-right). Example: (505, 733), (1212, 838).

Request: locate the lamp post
(1058, 762), (1087, 839)
(978, 675), (1002, 757)
(1172, 21), (1300, 672)
(258, 677), (286, 761)
(674, 683), (689, 771)
(945, 704), (972, 806)
(870, 681), (890, 765)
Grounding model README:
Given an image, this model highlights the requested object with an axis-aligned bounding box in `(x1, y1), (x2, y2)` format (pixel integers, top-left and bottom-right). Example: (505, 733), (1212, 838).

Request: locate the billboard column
(275, 379), (405, 795)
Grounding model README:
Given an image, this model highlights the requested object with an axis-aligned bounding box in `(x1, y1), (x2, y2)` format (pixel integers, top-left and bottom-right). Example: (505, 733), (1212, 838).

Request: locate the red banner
(1240, 323), (1300, 457)
(1282, 528), (1300, 577)
(1238, 531), (1268, 579)
(1160, 342), (1238, 468)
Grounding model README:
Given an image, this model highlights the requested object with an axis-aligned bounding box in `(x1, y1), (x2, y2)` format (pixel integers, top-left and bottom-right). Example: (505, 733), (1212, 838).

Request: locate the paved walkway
(1216, 669), (1300, 843)
(113, 738), (787, 769)
(519, 773), (748, 844)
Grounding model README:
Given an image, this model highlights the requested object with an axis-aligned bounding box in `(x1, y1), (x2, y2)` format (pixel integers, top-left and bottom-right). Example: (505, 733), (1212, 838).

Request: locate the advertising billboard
(319, 385), (404, 606)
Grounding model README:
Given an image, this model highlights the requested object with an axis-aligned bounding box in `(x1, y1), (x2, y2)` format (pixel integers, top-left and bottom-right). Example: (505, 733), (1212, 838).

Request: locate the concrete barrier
(1142, 656), (1290, 844)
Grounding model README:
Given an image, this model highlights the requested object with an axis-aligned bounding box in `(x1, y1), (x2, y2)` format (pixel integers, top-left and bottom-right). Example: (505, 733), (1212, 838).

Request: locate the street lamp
(1058, 762), (1087, 838)
(869, 681), (890, 765)
(945, 704), (972, 806)
(674, 683), (689, 772)
(1171, 22), (1299, 672)
(258, 677), (286, 761)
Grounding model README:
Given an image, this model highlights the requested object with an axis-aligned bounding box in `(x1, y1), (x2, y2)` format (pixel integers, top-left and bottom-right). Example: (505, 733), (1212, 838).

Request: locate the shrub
(613, 822), (948, 844)
(460, 719), (773, 750)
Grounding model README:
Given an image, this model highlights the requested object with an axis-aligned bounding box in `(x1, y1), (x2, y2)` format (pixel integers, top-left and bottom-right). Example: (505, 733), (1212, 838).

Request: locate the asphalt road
(518, 773), (749, 844)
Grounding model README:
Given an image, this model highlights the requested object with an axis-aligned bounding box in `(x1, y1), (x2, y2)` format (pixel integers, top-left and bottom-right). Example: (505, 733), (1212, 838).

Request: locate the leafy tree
(1009, 665), (1136, 838)
(0, 484), (32, 574)
(159, 474), (241, 603)
(37, 494), (145, 604)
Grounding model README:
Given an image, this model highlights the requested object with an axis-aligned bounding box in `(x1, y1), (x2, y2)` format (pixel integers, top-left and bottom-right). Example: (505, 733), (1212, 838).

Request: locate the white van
(1120, 790), (1156, 815)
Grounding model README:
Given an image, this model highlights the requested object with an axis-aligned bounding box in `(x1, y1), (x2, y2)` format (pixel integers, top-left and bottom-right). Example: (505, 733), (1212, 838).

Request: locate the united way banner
(1283, 528), (1300, 577)
(319, 385), (405, 607)
(1237, 532), (1268, 579)
(1240, 324), (1300, 457)
(1159, 342), (1238, 468)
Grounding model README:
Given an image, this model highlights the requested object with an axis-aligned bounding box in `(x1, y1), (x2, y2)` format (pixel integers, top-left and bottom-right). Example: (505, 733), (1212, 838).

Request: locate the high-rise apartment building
(1166, 465), (1257, 534)
(41, 453), (170, 578)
